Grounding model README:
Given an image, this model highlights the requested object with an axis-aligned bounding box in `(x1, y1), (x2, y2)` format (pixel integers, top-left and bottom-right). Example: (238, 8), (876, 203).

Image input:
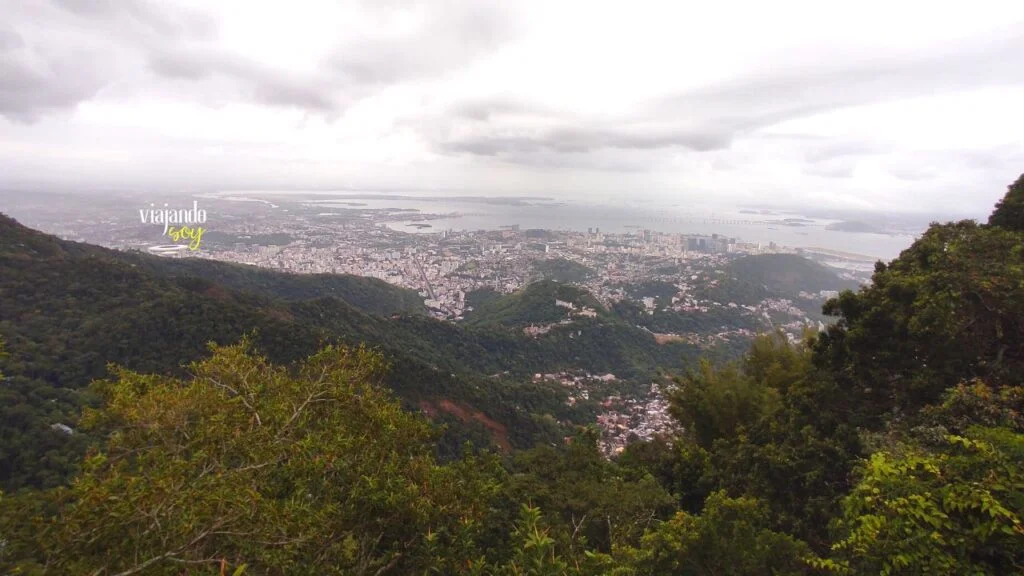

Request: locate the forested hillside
(0, 214), (426, 317)
(730, 253), (860, 294)
(699, 253), (860, 306)
(1, 175), (1023, 574)
(0, 214), (702, 490)
(463, 280), (608, 328)
(123, 252), (428, 316)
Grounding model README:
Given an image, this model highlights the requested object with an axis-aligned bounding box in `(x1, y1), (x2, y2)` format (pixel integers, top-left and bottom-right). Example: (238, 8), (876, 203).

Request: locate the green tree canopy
(0, 340), (503, 575)
(817, 220), (1024, 422)
(624, 491), (814, 576)
(666, 333), (861, 550)
(826, 427), (1024, 575)
(988, 173), (1024, 231)
(505, 427), (675, 555)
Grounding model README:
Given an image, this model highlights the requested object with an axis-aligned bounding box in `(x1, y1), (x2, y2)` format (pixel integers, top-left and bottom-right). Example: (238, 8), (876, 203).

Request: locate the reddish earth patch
(419, 399), (512, 451)
(653, 333), (683, 344)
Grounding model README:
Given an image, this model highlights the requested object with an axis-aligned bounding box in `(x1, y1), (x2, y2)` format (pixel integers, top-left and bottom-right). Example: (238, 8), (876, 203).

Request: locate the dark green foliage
(617, 437), (714, 515)
(919, 380), (1024, 434)
(611, 300), (756, 346)
(669, 359), (772, 450)
(528, 317), (700, 379)
(0, 342), (507, 575)
(988, 172), (1024, 231)
(0, 377), (94, 490)
(666, 333), (862, 549)
(505, 428), (675, 554)
(465, 287), (502, 311)
(826, 427), (1024, 574)
(123, 253), (427, 316)
(729, 254), (859, 295)
(817, 220), (1024, 423)
(0, 218), (497, 488)
(624, 491), (815, 576)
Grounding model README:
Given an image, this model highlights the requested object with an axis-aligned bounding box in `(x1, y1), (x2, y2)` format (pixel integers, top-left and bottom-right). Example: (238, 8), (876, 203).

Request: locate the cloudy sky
(2, 0), (1023, 216)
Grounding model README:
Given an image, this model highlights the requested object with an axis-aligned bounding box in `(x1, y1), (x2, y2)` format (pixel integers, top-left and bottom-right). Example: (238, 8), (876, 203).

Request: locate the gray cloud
(52, 0), (217, 40)
(1, 0), (1023, 218)
(143, 0), (517, 114)
(448, 97), (546, 122)
(958, 146), (1024, 172)
(0, 0), (218, 122)
(1, 0), (517, 122)
(0, 24), (113, 122)
(803, 141), (889, 164)
(0, 26), (23, 51)
(887, 164), (937, 181)
(147, 48), (343, 112)
(147, 49), (213, 81)
(649, 29), (1024, 127)
(881, 146), (1024, 182)
(439, 126), (730, 156)
(251, 78), (340, 113)
(327, 1), (517, 85)
(430, 27), (1024, 162)
(804, 161), (857, 179)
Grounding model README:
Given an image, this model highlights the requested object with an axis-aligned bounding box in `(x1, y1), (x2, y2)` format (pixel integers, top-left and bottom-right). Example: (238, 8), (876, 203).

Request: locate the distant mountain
(734, 253), (859, 293)
(824, 220), (885, 234)
(702, 253), (860, 306)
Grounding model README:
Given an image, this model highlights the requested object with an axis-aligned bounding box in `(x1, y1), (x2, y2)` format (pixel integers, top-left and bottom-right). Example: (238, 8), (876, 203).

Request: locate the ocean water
(209, 191), (921, 261)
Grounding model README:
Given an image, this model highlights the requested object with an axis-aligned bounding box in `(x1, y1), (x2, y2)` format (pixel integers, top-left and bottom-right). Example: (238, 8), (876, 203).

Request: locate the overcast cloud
(1, 0), (1023, 216)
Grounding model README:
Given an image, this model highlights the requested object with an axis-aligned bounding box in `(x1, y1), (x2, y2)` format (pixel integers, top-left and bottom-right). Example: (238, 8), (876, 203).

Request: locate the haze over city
(2, 0), (1023, 218)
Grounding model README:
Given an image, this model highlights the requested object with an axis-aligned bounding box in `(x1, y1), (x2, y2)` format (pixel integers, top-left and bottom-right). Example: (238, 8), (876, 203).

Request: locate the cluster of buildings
(594, 383), (678, 456)
(532, 372), (678, 457)
(170, 210), (802, 321)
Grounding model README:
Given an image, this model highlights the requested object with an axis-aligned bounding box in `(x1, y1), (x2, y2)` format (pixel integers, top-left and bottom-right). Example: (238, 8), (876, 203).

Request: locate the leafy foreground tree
(665, 332), (861, 550)
(621, 491), (814, 576)
(0, 335), (821, 576)
(504, 427), (675, 556)
(823, 426), (1024, 574)
(0, 339), (504, 575)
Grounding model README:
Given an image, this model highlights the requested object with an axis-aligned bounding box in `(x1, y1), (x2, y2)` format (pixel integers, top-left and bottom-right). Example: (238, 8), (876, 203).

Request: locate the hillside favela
(2, 2), (1024, 575)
